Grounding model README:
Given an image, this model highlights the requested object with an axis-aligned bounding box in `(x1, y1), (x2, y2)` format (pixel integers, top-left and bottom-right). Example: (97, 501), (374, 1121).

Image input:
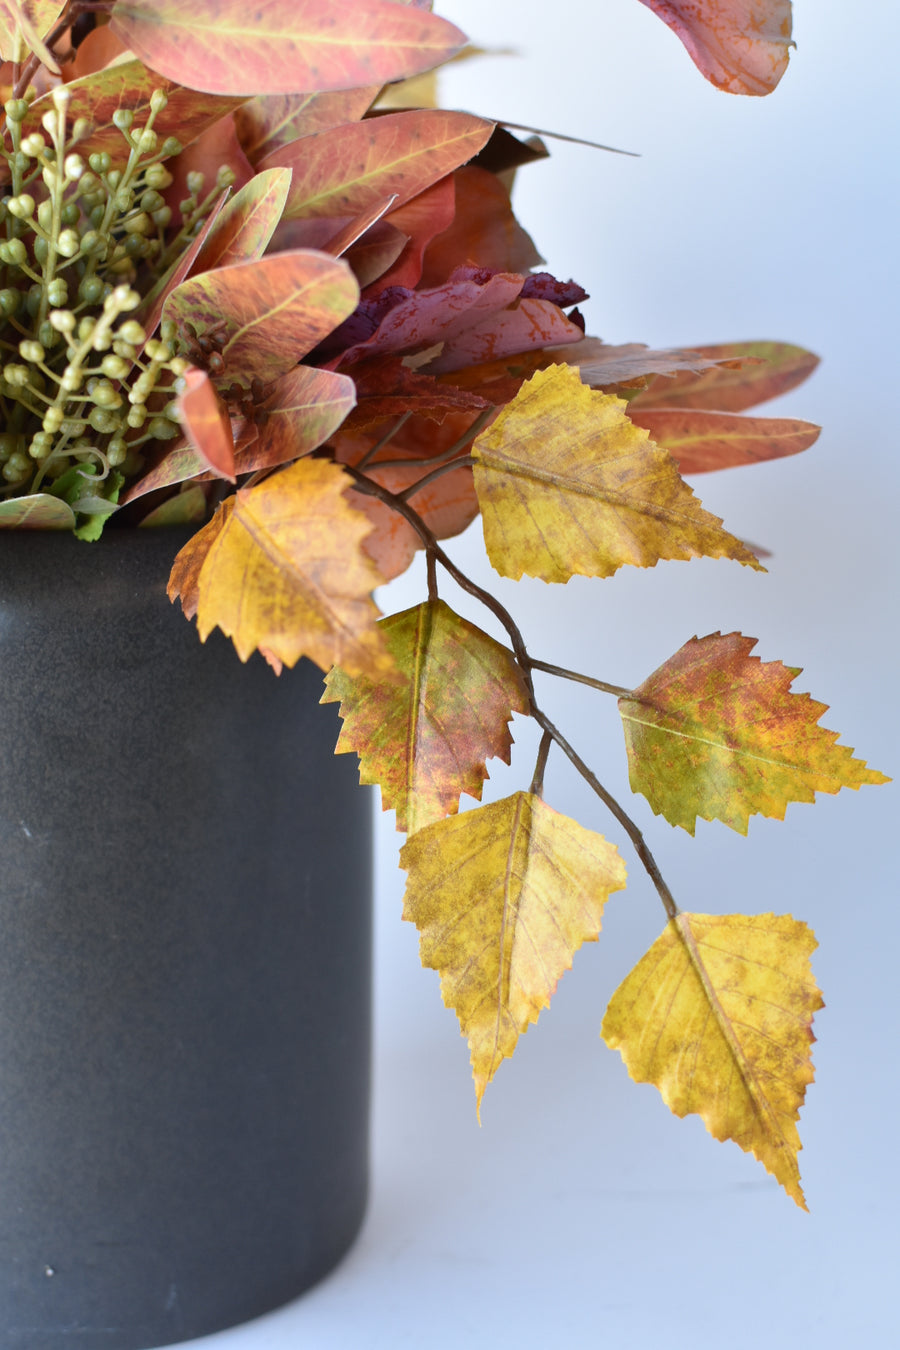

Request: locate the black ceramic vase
(0, 530), (372, 1349)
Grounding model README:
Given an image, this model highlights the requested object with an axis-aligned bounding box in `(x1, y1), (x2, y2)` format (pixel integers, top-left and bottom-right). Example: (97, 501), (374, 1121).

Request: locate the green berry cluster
(0, 83), (234, 526)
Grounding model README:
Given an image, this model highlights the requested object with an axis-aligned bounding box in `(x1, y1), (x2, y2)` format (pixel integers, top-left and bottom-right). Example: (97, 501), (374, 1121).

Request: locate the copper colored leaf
(110, 0), (467, 96)
(232, 366), (356, 474)
(602, 912), (821, 1206)
(344, 221), (409, 287)
(137, 189), (229, 341)
(420, 165), (542, 287)
(172, 457), (392, 675)
(342, 356), (489, 431)
(627, 407), (820, 473)
(162, 249), (360, 386)
(365, 174), (456, 291)
(471, 364), (762, 582)
(194, 169), (293, 273)
(318, 193), (399, 258)
(0, 492), (75, 529)
(628, 341), (820, 413)
(618, 632), (890, 835)
(264, 109), (494, 221)
(554, 337), (731, 388)
(26, 59), (244, 164)
(638, 0), (793, 95)
(323, 600), (529, 834)
(401, 792), (627, 1109)
(176, 366), (236, 480)
(235, 86), (378, 163)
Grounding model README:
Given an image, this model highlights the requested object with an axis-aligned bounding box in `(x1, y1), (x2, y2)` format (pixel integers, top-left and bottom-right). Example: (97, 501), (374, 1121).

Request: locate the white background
(182, 2), (899, 1346)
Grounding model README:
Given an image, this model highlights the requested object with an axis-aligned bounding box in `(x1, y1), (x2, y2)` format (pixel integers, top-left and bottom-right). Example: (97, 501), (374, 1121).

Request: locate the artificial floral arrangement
(0, 0), (888, 1215)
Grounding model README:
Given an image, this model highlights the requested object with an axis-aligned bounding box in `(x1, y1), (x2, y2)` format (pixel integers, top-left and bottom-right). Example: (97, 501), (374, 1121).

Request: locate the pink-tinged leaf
(366, 174), (457, 292)
(334, 268), (524, 369)
(420, 166), (542, 287)
(235, 86), (378, 163)
(26, 59), (244, 164)
(64, 19), (129, 80)
(426, 298), (585, 374)
(109, 0), (468, 96)
(231, 366), (357, 474)
(194, 169), (293, 273)
(162, 249), (360, 386)
(266, 215), (409, 287)
(263, 110), (494, 221)
(637, 0), (794, 95)
(0, 0), (62, 71)
(176, 366), (236, 480)
(628, 341), (820, 413)
(627, 407), (820, 473)
(138, 189), (230, 342)
(122, 421), (258, 504)
(0, 492), (75, 529)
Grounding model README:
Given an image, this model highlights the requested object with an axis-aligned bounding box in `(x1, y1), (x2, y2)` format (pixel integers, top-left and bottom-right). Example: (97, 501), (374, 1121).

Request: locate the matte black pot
(0, 530), (372, 1349)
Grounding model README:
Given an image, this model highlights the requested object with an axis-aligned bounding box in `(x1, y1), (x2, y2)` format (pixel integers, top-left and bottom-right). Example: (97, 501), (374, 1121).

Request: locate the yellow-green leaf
(323, 600), (530, 834)
(0, 0), (63, 70)
(471, 364), (763, 582)
(602, 912), (822, 1207)
(401, 792), (627, 1111)
(0, 492), (75, 529)
(169, 457), (392, 676)
(618, 632), (890, 834)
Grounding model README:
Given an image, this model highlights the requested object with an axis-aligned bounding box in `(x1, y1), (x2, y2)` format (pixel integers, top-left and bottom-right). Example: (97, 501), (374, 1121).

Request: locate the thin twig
(398, 455), (474, 502)
(530, 730), (552, 797)
(529, 657), (635, 701)
(367, 406), (494, 471)
(426, 547), (439, 603)
(356, 412), (411, 472)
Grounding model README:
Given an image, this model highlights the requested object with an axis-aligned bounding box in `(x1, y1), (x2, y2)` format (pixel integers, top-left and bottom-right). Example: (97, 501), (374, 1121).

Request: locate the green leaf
(0, 493), (75, 530)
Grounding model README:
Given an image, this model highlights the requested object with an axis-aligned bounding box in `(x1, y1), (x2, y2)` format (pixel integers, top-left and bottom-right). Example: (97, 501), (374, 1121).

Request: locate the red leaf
(627, 407), (820, 473)
(262, 110), (493, 221)
(365, 175), (457, 293)
(638, 0), (794, 96)
(176, 367), (236, 480)
(110, 0), (468, 96)
(628, 341), (820, 413)
(341, 356), (489, 431)
(420, 166), (542, 287)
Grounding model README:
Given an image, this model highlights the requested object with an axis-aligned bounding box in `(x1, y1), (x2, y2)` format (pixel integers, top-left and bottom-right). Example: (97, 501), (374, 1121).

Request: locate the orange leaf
(618, 632), (890, 834)
(263, 110), (494, 221)
(365, 174), (457, 292)
(234, 86), (378, 163)
(171, 458), (392, 675)
(323, 599), (530, 833)
(175, 367), (236, 481)
(167, 503), (229, 620)
(628, 341), (820, 412)
(638, 0), (794, 95)
(627, 407), (820, 473)
(110, 0), (467, 96)
(162, 249), (359, 386)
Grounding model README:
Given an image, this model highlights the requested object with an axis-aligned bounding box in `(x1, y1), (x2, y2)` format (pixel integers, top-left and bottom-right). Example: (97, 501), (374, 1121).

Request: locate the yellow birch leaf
(322, 599), (530, 834)
(602, 912), (823, 1208)
(470, 363), (762, 582)
(619, 632), (890, 834)
(170, 458), (392, 675)
(401, 792), (627, 1111)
